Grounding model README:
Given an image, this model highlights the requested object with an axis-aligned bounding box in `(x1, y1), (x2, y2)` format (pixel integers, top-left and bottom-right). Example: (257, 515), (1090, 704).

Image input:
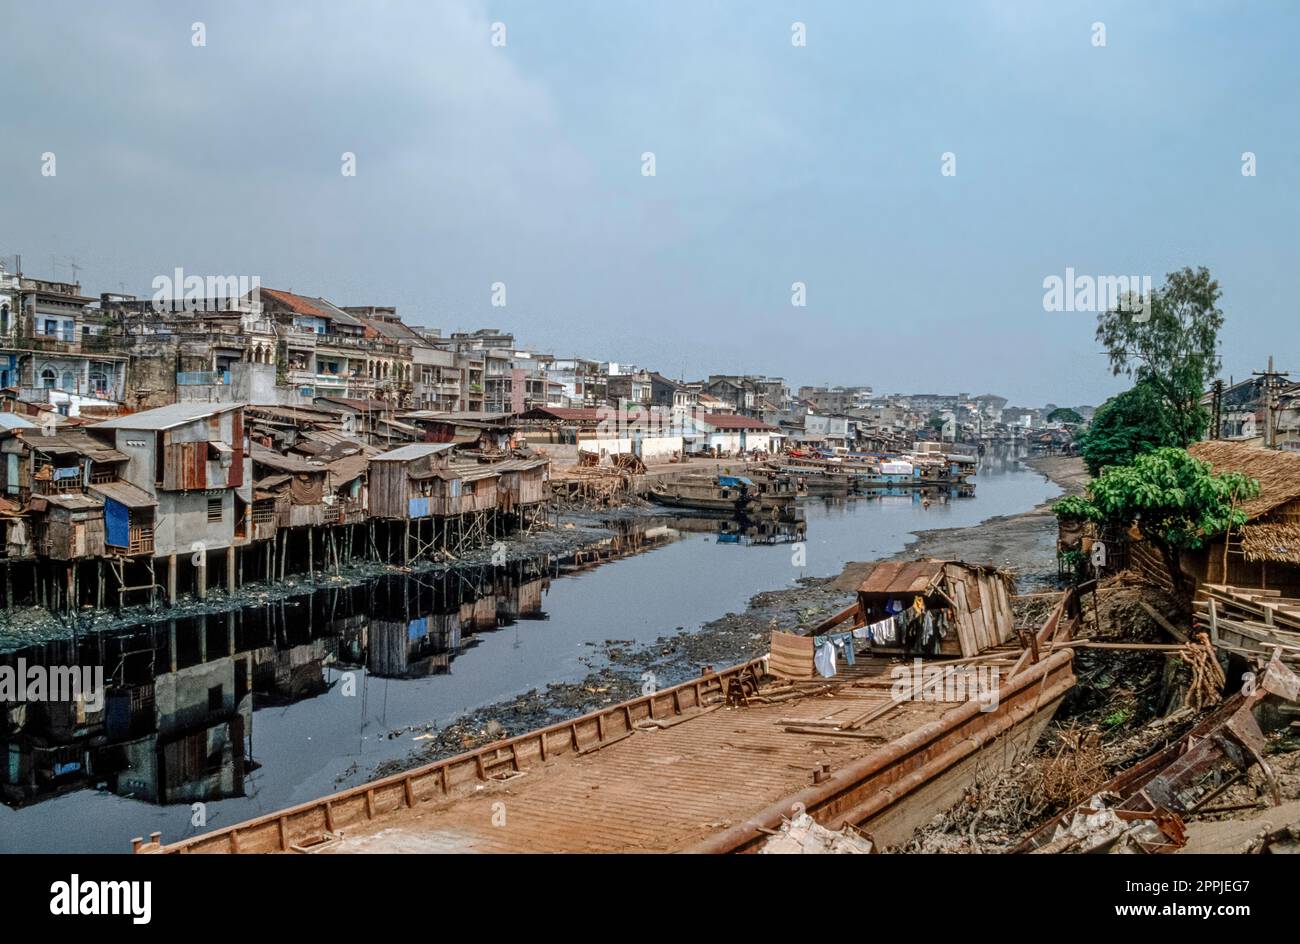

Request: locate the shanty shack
(322, 452), (370, 525)
(852, 560), (1016, 658)
(401, 411), (517, 452)
(1160, 441), (1300, 594)
(7, 429), (129, 502)
(252, 445), (327, 529)
(89, 402), (252, 560)
(769, 559), (1016, 680)
(491, 456), (549, 510)
(89, 480), (159, 556)
(367, 443), (457, 519)
(29, 492), (105, 561)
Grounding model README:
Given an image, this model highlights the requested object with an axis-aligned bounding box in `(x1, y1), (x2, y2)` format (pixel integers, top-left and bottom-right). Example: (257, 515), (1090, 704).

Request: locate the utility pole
(1211, 379), (1224, 440)
(1252, 355), (1291, 449)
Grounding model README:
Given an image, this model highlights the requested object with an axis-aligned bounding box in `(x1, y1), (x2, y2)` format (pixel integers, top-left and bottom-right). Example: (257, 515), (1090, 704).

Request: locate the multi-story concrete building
(0, 273), (129, 411)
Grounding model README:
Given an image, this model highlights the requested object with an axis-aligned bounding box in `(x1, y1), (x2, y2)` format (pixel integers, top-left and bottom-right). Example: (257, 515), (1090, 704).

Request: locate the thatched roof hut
(1178, 441), (1300, 583)
(1187, 441), (1300, 520)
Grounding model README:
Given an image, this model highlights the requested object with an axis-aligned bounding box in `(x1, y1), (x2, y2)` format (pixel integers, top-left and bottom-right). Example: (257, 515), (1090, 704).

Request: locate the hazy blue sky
(4, 1), (1297, 404)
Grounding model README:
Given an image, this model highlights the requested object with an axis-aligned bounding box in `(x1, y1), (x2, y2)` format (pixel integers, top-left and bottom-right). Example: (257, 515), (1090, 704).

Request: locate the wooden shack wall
(518, 468), (547, 505)
(463, 477), (498, 513)
(42, 510), (106, 561)
(943, 564), (1014, 658)
(367, 462), (409, 519)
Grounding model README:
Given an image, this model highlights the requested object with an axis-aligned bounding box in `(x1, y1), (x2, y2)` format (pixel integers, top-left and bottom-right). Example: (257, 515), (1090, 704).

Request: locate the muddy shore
(0, 513), (639, 652)
(371, 455), (1085, 781)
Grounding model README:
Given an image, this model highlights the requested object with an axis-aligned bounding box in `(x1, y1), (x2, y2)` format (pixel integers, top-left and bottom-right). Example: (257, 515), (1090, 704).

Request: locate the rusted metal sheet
(229, 410), (244, 488)
(857, 560), (944, 595)
(1015, 654), (1300, 853)
(769, 630), (815, 680)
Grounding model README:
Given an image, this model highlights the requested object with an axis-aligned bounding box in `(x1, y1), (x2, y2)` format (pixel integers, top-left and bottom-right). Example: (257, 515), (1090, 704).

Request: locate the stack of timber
(1194, 583), (1300, 664)
(551, 466), (633, 506)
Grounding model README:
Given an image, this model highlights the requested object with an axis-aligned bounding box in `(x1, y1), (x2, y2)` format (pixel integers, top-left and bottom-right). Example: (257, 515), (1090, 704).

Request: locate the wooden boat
(647, 473), (796, 515)
(133, 562), (1079, 855)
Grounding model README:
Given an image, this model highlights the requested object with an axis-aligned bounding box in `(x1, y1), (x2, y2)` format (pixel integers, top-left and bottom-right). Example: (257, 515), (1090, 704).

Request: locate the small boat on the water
(647, 473), (798, 516)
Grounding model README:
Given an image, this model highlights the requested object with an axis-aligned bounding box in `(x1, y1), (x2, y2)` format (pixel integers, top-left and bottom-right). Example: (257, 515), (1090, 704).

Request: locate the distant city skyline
(5, 1), (1297, 404)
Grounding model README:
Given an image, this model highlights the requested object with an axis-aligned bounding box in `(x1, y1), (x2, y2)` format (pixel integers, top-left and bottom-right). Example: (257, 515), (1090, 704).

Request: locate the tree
(1052, 447), (1258, 597)
(1094, 266), (1220, 446)
(1077, 380), (1181, 476)
(1047, 407), (1084, 426)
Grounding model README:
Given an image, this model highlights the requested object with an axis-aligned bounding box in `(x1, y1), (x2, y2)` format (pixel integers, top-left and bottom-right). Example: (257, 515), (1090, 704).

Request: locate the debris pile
(759, 813), (875, 854)
(1178, 631), (1226, 710)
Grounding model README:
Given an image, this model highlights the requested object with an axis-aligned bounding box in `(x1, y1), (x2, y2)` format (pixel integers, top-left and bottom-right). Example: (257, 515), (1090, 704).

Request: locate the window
(208, 685), (223, 713)
(207, 497), (223, 522)
(40, 368), (56, 388)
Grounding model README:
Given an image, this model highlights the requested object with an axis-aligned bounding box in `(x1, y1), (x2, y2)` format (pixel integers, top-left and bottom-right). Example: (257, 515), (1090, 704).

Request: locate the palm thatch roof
(1187, 441), (1300, 520)
(1239, 522), (1300, 564)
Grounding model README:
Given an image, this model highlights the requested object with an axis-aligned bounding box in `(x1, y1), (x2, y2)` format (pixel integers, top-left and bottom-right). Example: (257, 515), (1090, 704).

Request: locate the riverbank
(0, 514), (633, 652)
(885, 455), (1086, 589)
(372, 455), (1083, 780)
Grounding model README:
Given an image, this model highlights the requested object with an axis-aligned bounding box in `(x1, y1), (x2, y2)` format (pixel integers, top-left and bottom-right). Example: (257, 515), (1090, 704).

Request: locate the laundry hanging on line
(813, 636), (838, 677)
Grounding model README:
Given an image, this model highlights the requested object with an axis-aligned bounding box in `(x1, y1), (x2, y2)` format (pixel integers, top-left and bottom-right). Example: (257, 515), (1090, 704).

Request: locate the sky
(3, 1), (1298, 405)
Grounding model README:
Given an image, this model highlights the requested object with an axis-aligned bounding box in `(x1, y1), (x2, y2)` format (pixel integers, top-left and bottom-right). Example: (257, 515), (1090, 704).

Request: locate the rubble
(759, 813), (875, 854)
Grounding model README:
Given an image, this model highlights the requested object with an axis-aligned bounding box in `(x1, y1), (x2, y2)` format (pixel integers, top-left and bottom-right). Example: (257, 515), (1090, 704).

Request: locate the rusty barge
(134, 565), (1080, 854)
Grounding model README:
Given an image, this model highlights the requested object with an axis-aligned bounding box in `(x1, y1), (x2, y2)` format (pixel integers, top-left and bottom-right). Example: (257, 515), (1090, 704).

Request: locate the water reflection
(0, 527), (675, 810)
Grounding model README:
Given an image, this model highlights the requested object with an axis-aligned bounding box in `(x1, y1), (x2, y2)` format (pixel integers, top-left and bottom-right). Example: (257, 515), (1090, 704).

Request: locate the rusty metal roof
(91, 401), (242, 431)
(856, 560), (947, 595)
(88, 480), (157, 509)
(21, 429), (129, 463)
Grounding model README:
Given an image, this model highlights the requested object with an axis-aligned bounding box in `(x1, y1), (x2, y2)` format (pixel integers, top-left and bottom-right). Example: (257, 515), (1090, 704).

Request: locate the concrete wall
(637, 435), (683, 463)
(703, 431), (776, 454)
(155, 489), (236, 556)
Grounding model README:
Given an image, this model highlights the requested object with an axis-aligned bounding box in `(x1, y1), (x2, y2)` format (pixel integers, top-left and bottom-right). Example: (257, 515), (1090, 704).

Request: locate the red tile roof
(703, 413), (777, 431)
(261, 288), (333, 319)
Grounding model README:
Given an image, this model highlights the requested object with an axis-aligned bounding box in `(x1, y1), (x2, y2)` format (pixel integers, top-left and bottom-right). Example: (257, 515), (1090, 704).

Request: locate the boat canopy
(717, 475), (754, 487)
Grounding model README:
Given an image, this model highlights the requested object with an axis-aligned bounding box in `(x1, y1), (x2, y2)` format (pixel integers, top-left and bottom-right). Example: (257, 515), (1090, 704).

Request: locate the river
(0, 455), (1059, 852)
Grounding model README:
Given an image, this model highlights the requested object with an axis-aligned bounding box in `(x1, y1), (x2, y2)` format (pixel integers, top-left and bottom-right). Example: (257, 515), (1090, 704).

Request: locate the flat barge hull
(137, 594), (1076, 854)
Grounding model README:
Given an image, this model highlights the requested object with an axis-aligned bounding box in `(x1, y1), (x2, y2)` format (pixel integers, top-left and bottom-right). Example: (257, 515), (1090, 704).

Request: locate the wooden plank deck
(322, 657), (957, 852)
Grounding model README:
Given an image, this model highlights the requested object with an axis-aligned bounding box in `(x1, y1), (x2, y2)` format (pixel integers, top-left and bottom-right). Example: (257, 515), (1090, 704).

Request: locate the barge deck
(135, 589), (1078, 854)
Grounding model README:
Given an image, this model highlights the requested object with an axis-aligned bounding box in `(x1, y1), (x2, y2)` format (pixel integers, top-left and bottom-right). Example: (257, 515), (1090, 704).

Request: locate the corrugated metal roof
(252, 445), (324, 474)
(326, 454), (370, 485)
(23, 430), (129, 463)
(485, 457), (549, 472)
(856, 560), (946, 595)
(92, 401), (242, 431)
(0, 414), (38, 430)
(370, 442), (455, 462)
(88, 480), (158, 509)
(40, 493), (102, 511)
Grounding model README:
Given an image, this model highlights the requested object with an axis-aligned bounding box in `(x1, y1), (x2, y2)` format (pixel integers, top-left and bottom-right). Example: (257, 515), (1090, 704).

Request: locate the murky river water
(0, 454), (1058, 852)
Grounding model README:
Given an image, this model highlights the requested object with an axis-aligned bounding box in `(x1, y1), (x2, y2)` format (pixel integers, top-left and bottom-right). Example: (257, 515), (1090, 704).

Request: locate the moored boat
(134, 559), (1079, 855)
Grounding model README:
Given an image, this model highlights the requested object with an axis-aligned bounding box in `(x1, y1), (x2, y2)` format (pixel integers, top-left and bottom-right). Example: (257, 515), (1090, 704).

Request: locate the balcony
(177, 370), (231, 386)
(283, 329), (319, 349)
(127, 524), (155, 556)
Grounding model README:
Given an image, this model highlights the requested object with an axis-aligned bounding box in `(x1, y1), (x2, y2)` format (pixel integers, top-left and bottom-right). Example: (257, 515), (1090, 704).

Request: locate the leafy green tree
(1052, 447), (1258, 596)
(1077, 380), (1181, 475)
(1047, 407), (1084, 426)
(1094, 266), (1220, 446)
